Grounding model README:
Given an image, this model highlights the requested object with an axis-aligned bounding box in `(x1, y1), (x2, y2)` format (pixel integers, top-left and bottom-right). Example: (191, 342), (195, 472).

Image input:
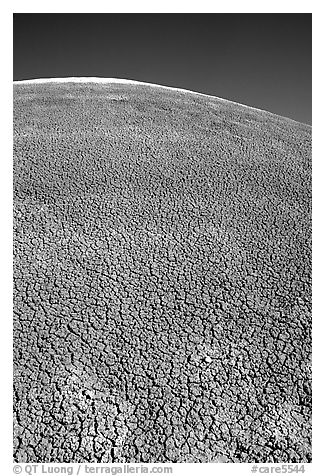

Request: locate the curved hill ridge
(13, 76), (306, 124)
(13, 81), (312, 464)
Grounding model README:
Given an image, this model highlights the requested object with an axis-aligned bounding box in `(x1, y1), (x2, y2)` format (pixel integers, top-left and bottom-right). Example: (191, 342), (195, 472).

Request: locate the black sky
(13, 14), (312, 124)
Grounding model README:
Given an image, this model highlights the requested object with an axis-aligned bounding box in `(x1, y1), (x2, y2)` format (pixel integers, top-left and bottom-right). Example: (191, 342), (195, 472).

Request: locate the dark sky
(13, 14), (312, 124)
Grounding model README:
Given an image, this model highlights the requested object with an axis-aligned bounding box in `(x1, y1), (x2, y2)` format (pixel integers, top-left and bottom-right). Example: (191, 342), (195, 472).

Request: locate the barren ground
(13, 81), (311, 463)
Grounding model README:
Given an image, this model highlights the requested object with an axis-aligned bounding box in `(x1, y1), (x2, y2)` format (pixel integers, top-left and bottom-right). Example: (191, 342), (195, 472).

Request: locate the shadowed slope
(13, 80), (311, 463)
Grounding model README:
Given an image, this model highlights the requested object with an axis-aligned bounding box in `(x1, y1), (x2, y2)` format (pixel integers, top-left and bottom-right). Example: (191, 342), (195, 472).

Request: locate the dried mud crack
(13, 80), (312, 463)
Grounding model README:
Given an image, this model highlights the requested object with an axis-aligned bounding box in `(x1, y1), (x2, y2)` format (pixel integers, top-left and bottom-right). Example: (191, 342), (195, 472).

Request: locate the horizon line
(13, 76), (310, 127)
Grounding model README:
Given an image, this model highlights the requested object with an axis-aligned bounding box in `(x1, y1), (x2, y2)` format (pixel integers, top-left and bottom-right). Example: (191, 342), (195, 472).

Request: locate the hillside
(13, 79), (312, 463)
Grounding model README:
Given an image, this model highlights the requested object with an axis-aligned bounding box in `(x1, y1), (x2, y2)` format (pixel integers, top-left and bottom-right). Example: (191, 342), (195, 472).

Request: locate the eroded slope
(13, 82), (312, 463)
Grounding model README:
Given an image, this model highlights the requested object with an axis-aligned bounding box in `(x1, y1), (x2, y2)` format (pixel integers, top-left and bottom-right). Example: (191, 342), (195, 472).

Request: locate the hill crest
(14, 76), (306, 125)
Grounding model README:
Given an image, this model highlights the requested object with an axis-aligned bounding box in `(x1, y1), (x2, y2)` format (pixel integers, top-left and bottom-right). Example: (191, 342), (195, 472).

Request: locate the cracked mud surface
(13, 82), (312, 463)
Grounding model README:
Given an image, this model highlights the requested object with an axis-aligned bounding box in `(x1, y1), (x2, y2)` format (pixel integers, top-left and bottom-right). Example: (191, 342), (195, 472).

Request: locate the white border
(10, 1), (314, 14)
(2, 3), (321, 476)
